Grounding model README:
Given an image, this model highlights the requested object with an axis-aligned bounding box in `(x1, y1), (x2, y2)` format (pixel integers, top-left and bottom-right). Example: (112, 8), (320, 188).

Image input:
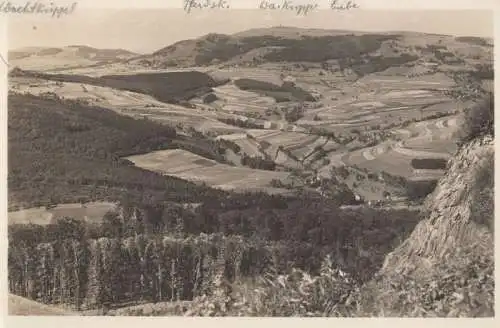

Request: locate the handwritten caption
(259, 1), (359, 15)
(0, 1), (77, 18)
(184, 0), (230, 13)
(183, 0), (360, 14)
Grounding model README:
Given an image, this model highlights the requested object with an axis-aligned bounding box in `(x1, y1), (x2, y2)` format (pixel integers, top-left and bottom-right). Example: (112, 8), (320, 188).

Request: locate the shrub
(470, 152), (494, 232)
(458, 93), (494, 144)
(348, 247), (494, 317)
(405, 180), (438, 201)
(241, 154), (276, 171)
(203, 93), (218, 104)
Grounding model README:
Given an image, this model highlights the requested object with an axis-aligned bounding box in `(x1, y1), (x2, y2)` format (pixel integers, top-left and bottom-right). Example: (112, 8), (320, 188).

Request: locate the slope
(9, 68), (220, 104)
(346, 95), (495, 317)
(130, 27), (492, 73)
(8, 93), (224, 210)
(8, 294), (78, 316)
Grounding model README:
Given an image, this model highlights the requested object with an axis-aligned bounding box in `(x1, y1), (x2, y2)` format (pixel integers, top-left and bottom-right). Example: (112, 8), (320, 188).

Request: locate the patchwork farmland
(8, 28), (491, 203)
(125, 149), (290, 192)
(9, 65), (466, 199)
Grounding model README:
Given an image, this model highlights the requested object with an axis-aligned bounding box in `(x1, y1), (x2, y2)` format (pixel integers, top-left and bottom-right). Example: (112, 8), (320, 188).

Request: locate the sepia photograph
(4, 6), (494, 317)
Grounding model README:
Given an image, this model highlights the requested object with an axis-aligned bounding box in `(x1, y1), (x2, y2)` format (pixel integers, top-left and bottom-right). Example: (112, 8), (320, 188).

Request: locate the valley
(7, 26), (494, 317)
(9, 58), (468, 202)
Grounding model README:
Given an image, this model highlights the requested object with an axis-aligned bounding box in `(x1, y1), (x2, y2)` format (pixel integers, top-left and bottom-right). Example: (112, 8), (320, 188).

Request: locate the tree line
(9, 193), (422, 310)
(9, 232), (273, 310)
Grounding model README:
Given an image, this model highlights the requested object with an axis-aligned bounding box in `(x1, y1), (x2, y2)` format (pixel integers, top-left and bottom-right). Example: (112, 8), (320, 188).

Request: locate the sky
(8, 9), (494, 54)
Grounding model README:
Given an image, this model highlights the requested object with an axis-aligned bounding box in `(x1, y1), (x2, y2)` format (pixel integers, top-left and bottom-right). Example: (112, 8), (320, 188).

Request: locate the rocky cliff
(354, 133), (494, 317)
(382, 135), (494, 276)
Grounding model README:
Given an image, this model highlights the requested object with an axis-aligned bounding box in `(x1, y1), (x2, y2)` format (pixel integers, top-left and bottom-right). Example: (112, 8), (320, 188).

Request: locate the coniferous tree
(34, 243), (54, 304)
(85, 239), (102, 308)
(122, 236), (141, 302)
(134, 234), (147, 301)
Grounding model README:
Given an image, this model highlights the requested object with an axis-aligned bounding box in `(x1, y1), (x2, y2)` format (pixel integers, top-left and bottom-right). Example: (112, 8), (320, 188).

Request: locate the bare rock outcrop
(346, 134), (494, 317)
(381, 135), (494, 276)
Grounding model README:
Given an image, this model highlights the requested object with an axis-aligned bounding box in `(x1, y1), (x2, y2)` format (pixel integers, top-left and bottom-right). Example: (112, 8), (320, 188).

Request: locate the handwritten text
(330, 0), (359, 11)
(184, 0), (230, 13)
(258, 1), (319, 16)
(0, 1), (77, 18)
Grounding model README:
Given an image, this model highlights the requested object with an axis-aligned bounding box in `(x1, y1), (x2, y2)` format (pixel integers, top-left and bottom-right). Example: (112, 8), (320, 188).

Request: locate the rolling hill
(9, 69), (222, 104)
(9, 45), (139, 71)
(128, 27), (492, 74)
(7, 93), (225, 209)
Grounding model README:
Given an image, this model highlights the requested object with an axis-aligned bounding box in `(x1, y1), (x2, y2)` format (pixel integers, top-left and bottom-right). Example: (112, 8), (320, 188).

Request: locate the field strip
(439, 132), (454, 141)
(350, 101), (385, 108)
(301, 136), (329, 160)
(284, 135), (318, 152)
(254, 130), (284, 140)
(393, 128), (413, 138)
(223, 104), (267, 111)
(412, 169), (447, 175)
(381, 106), (411, 112)
(8, 202), (117, 226)
(447, 117), (458, 127)
(362, 150), (376, 161)
(435, 120), (445, 129)
(404, 81), (443, 85)
(393, 142), (448, 158)
(216, 133), (247, 141)
(237, 138), (263, 157)
(409, 171), (446, 181)
(375, 145), (387, 155)
(166, 163), (206, 174)
(361, 143), (390, 161)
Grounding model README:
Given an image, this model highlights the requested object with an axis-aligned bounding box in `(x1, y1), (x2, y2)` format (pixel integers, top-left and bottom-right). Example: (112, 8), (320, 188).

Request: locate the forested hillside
(8, 196), (420, 312)
(9, 70), (221, 104)
(8, 93), (225, 209)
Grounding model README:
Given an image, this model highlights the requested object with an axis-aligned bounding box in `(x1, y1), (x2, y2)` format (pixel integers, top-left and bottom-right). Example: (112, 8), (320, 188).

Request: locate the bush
(405, 180), (438, 201)
(348, 247), (494, 317)
(241, 154), (276, 171)
(203, 93), (218, 104)
(458, 93), (494, 144)
(470, 152), (494, 232)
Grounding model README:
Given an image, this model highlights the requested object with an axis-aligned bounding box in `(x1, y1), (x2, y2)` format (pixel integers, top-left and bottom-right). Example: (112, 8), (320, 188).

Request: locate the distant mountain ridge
(8, 45), (139, 71)
(9, 45), (138, 61)
(128, 26), (493, 71)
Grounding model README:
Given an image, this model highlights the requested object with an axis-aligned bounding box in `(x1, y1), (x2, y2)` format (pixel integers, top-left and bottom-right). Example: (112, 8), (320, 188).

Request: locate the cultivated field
(125, 149), (290, 191)
(8, 202), (117, 225)
(9, 77), (246, 135)
(209, 67), (284, 85)
(338, 116), (458, 181)
(211, 83), (275, 114)
(9, 29), (490, 205)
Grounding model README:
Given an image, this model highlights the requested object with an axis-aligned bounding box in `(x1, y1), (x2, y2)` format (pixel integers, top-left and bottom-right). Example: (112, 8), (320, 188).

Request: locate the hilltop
(127, 27), (492, 73)
(8, 45), (139, 71)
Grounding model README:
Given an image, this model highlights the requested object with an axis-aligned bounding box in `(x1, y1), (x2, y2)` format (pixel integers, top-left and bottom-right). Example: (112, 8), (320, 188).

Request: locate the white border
(1, 1), (499, 327)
